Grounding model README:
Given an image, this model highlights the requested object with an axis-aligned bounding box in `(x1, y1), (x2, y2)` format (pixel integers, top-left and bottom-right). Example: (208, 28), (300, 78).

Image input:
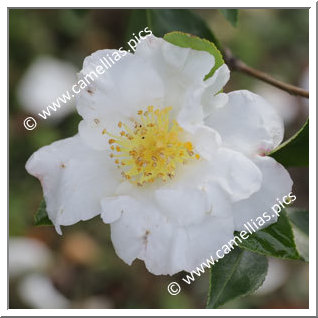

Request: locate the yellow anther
(105, 107), (199, 185)
(184, 142), (193, 151)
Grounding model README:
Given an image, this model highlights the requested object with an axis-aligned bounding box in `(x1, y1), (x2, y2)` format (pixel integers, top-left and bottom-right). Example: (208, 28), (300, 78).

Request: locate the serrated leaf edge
(236, 211), (302, 261)
(207, 249), (268, 309)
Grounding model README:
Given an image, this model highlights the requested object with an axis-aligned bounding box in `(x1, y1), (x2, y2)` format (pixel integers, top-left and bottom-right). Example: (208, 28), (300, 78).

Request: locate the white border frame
(3, 0), (316, 316)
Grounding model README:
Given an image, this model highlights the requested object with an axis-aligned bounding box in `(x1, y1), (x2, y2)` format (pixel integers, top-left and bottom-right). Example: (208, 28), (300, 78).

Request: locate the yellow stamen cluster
(106, 106), (200, 186)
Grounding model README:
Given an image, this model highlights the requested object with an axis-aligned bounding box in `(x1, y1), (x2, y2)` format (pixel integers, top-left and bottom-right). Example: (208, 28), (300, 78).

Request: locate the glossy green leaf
(269, 119), (309, 167)
(34, 200), (53, 226)
(126, 9), (221, 49)
(207, 247), (268, 308)
(286, 208), (309, 235)
(286, 208), (309, 261)
(219, 9), (238, 27)
(236, 210), (300, 260)
(291, 224), (309, 262)
(164, 32), (224, 79)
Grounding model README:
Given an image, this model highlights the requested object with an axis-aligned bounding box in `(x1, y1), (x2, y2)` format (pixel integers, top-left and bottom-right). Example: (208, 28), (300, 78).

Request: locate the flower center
(106, 106), (200, 186)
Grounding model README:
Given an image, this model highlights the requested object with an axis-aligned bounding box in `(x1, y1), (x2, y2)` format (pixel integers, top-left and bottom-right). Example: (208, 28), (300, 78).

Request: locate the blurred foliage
(219, 9), (238, 27)
(126, 9), (220, 48)
(34, 200), (53, 226)
(9, 9), (309, 309)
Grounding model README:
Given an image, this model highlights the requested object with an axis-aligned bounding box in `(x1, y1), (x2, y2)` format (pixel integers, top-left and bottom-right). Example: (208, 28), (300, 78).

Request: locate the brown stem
(224, 49), (309, 99)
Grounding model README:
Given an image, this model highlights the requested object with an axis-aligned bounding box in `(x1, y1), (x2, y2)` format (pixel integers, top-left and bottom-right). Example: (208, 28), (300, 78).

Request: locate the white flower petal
(76, 36), (224, 151)
(175, 86), (205, 129)
(76, 49), (164, 150)
(233, 156), (293, 231)
(188, 125), (221, 160)
(204, 64), (230, 95)
(200, 64), (230, 117)
(136, 35), (217, 128)
(151, 159), (233, 227)
(109, 195), (234, 275)
(135, 35), (215, 86)
(26, 135), (120, 233)
(202, 92), (229, 118)
(154, 187), (208, 227)
(154, 181), (232, 228)
(203, 182), (233, 218)
(101, 195), (133, 224)
(205, 90), (284, 156)
(109, 196), (171, 268)
(183, 215), (235, 272)
(211, 148), (263, 202)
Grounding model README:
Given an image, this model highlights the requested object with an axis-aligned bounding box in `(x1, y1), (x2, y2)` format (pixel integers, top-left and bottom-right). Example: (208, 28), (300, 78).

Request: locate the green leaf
(269, 119), (309, 167)
(126, 9), (221, 49)
(164, 32), (224, 79)
(125, 9), (148, 42)
(207, 247), (268, 308)
(286, 208), (309, 236)
(34, 200), (53, 226)
(286, 208), (309, 261)
(291, 224), (309, 262)
(219, 9), (238, 27)
(236, 210), (301, 260)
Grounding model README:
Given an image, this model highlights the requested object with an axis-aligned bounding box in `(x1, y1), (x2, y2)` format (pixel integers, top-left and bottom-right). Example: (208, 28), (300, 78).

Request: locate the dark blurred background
(9, 9), (309, 309)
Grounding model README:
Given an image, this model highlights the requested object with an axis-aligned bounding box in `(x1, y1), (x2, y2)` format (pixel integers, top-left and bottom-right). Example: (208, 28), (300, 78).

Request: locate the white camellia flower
(17, 56), (77, 122)
(26, 35), (293, 275)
